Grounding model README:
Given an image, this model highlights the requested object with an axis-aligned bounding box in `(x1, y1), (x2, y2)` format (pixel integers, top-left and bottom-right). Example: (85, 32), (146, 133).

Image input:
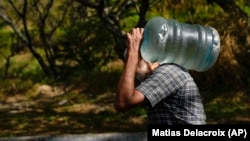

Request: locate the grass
(0, 58), (148, 137)
(0, 0), (249, 138)
(0, 83), (249, 137)
(0, 82), (148, 137)
(0, 53), (249, 137)
(203, 89), (250, 124)
(1, 75), (250, 138)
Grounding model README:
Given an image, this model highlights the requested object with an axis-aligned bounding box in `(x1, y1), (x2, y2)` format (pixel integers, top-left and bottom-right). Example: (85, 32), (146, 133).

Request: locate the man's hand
(115, 28), (145, 111)
(126, 28), (144, 59)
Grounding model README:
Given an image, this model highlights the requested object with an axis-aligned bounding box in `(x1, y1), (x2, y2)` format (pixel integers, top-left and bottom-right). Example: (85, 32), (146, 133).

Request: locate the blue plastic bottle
(140, 16), (220, 72)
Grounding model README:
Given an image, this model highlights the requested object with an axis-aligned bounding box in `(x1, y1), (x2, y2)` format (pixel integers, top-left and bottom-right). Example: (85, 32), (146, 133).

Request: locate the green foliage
(21, 58), (45, 81)
(236, 0), (250, 15)
(147, 0), (225, 24)
(203, 90), (250, 123)
(0, 0), (249, 136)
(55, 7), (118, 74)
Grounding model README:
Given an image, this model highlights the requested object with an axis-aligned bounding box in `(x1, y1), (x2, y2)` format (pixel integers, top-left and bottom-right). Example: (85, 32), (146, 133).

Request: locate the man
(115, 28), (206, 125)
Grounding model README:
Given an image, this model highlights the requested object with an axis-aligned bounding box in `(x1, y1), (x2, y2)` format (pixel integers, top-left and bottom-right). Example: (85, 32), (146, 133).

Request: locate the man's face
(136, 59), (153, 81)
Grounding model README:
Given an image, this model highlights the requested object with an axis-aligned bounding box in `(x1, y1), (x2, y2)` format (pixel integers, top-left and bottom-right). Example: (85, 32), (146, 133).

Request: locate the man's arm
(115, 28), (145, 111)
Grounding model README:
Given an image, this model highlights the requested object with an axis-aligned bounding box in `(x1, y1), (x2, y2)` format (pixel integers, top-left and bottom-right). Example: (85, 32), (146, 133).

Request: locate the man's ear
(151, 62), (160, 70)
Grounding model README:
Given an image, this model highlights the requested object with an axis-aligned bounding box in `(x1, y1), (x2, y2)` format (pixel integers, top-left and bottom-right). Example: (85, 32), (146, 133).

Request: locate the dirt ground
(0, 84), (147, 137)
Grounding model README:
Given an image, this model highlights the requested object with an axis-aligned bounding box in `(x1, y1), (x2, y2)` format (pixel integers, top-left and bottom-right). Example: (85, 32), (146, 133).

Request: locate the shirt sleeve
(135, 64), (188, 107)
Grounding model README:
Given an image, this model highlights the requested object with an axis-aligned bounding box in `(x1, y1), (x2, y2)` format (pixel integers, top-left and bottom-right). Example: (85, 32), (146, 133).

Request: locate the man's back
(136, 63), (207, 125)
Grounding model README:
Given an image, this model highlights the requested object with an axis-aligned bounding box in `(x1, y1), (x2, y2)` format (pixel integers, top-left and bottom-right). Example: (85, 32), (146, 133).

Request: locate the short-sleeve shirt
(136, 63), (206, 125)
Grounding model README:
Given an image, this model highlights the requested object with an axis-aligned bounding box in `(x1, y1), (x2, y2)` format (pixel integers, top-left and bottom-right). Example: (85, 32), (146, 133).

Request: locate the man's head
(136, 57), (159, 82)
(123, 48), (159, 82)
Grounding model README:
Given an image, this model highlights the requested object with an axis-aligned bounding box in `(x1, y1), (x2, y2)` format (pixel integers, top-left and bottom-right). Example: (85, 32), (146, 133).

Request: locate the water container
(140, 16), (220, 72)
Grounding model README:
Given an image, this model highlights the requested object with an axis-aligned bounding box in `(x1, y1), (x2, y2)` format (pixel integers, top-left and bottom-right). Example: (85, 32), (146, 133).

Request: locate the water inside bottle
(140, 16), (220, 72)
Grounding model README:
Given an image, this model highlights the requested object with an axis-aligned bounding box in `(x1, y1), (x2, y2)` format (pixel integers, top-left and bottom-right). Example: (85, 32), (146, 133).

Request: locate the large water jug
(140, 16), (220, 72)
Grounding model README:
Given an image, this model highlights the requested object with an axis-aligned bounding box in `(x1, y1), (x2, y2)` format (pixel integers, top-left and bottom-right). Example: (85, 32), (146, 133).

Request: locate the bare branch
(115, 0), (135, 18)
(136, 0), (149, 27)
(209, 0), (248, 26)
(48, 1), (71, 38)
(75, 0), (99, 9)
(8, 0), (23, 17)
(0, 4), (28, 44)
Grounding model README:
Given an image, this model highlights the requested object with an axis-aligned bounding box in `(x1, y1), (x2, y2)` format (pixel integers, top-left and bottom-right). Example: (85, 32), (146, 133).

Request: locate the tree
(75, 0), (149, 60)
(199, 0), (250, 88)
(0, 0), (70, 78)
(0, 0), (248, 88)
(76, 0), (249, 89)
(209, 0), (249, 68)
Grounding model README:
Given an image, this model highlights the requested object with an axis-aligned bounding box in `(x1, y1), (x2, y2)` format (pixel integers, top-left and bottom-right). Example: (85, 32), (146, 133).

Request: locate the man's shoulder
(153, 63), (192, 81)
(156, 63), (187, 73)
